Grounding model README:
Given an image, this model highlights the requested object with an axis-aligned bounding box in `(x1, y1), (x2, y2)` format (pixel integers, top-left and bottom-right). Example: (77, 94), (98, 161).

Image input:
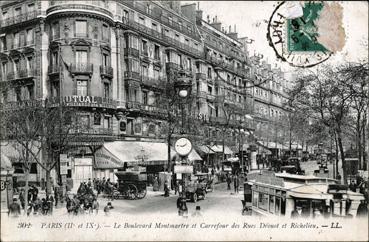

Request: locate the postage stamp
(267, 1), (346, 67)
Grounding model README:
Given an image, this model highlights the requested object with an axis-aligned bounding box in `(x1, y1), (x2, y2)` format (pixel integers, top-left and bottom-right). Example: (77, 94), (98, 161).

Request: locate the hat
(196, 206), (201, 210)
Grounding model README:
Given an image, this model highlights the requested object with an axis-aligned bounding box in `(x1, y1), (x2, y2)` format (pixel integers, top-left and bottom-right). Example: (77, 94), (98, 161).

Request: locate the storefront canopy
(95, 141), (172, 169)
(288, 184), (333, 200)
(95, 141), (203, 169)
(195, 145), (215, 155)
(1, 153), (13, 171)
(210, 145), (233, 155)
(255, 142), (272, 155)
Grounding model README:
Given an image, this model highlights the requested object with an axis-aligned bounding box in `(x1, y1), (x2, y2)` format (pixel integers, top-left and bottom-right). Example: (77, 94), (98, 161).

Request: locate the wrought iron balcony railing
(100, 66), (113, 78)
(0, 10), (41, 28)
(70, 63), (93, 74)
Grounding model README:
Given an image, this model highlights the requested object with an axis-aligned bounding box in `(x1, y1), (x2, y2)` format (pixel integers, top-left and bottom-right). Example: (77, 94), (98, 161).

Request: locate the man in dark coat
(9, 198), (21, 217)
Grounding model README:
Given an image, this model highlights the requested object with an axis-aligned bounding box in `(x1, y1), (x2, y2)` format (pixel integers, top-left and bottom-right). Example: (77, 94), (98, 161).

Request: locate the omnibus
(244, 171), (365, 218)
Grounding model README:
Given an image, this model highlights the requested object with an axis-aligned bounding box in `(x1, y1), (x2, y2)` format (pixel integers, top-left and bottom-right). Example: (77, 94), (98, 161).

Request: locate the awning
(0, 141), (41, 163)
(187, 149), (203, 161)
(288, 184), (333, 200)
(227, 157), (239, 163)
(195, 145), (215, 155)
(210, 145), (233, 155)
(255, 141), (272, 155)
(1, 153), (13, 171)
(95, 141), (171, 169)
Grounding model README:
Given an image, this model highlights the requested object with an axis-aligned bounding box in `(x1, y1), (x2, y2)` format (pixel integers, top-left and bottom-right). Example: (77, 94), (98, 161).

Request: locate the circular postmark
(267, 1), (345, 68)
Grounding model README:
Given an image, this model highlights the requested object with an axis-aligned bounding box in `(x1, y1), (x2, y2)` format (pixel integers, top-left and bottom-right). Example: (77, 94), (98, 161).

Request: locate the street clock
(174, 138), (193, 157)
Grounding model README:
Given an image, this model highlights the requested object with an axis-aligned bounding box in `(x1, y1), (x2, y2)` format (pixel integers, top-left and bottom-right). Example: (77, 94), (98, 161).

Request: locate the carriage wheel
(136, 188), (147, 199)
(128, 184), (138, 200)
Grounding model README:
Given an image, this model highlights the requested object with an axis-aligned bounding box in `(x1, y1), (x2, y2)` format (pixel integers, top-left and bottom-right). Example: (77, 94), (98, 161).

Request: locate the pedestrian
(174, 180), (179, 195)
(176, 195), (183, 210)
(226, 174), (231, 190)
(192, 206), (202, 217)
(313, 208), (322, 219)
(92, 198), (99, 215)
(164, 180), (170, 197)
(9, 198), (21, 217)
(87, 178), (92, 188)
(153, 176), (159, 191)
(42, 198), (50, 215)
(19, 189), (25, 209)
(233, 175), (239, 193)
(291, 206), (303, 218)
(104, 202), (114, 216)
(48, 196), (54, 215)
(54, 185), (59, 207)
(349, 180), (356, 192)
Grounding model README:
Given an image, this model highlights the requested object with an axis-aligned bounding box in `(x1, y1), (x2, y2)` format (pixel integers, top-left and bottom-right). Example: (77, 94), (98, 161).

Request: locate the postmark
(267, 1), (345, 68)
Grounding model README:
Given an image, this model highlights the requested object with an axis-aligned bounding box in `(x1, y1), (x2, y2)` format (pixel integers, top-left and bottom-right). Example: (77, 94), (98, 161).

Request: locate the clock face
(174, 138), (192, 157)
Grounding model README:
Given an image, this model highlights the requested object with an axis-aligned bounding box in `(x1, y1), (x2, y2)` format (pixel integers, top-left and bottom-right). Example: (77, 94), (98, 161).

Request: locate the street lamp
(173, 70), (192, 216)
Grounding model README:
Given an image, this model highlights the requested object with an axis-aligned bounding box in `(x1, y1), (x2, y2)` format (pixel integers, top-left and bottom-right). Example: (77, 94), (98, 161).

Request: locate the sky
(183, 1), (368, 79)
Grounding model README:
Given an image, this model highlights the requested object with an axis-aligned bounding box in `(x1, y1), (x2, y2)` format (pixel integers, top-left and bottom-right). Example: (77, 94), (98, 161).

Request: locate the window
(141, 65), (148, 77)
(269, 195), (275, 214)
(75, 50), (88, 65)
(27, 85), (34, 100)
(75, 20), (87, 37)
(51, 82), (59, 97)
(15, 87), (21, 101)
(154, 45), (160, 60)
(51, 51), (59, 67)
(131, 59), (139, 73)
(1, 62), (7, 78)
(154, 69), (159, 80)
(94, 113), (101, 125)
(28, 3), (35, 12)
(27, 56), (34, 72)
(26, 28), (34, 45)
(20, 32), (25, 47)
(187, 58), (191, 71)
(14, 59), (20, 73)
(142, 91), (148, 105)
(146, 3), (152, 14)
(207, 85), (212, 94)
(76, 80), (88, 96)
(102, 53), (109, 67)
(123, 10), (129, 21)
(130, 35), (138, 49)
(258, 192), (268, 211)
(2, 11), (8, 20)
(79, 115), (90, 129)
(52, 22), (60, 39)
(103, 82), (110, 98)
(139, 17), (145, 26)
(0, 37), (6, 51)
(14, 7), (21, 17)
(168, 15), (172, 25)
(152, 22), (157, 31)
(141, 40), (148, 55)
(102, 24), (109, 41)
(207, 67), (212, 79)
(14, 32), (19, 48)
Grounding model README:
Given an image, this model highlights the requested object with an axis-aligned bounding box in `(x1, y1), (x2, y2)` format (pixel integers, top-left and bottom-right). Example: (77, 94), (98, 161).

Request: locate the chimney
(197, 2), (200, 10)
(210, 15), (222, 30)
(212, 17), (215, 23)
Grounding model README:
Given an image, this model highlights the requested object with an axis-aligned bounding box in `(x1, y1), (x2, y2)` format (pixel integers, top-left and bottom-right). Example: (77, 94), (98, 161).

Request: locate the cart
(113, 171), (147, 200)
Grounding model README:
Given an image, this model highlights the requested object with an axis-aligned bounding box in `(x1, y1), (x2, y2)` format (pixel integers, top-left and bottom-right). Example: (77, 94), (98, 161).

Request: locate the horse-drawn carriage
(110, 171), (147, 200)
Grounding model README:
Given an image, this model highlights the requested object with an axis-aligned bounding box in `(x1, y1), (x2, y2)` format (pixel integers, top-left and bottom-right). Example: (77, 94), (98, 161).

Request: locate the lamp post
(173, 70), (192, 216)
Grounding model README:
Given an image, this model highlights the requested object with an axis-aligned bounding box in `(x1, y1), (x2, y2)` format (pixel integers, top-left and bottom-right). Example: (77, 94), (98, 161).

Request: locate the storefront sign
(60, 154), (69, 175)
(47, 96), (116, 109)
(174, 165), (193, 174)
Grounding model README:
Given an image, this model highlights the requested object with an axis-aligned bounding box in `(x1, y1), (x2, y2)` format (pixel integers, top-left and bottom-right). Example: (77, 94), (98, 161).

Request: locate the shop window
(75, 20), (87, 37)
(258, 192), (268, 211)
(252, 191), (258, 207)
(269, 195), (275, 214)
(103, 116), (111, 129)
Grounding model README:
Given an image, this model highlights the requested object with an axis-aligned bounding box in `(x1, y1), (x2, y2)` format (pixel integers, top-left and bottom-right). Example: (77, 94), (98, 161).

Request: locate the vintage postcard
(0, 0), (368, 241)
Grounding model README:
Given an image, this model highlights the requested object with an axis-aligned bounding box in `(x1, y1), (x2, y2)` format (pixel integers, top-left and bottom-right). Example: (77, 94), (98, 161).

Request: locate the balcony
(70, 127), (114, 136)
(48, 65), (60, 75)
(3, 69), (36, 81)
(165, 62), (180, 71)
(124, 48), (140, 58)
(0, 10), (41, 28)
(100, 66), (113, 78)
(197, 91), (207, 99)
(47, 3), (113, 18)
(124, 71), (140, 80)
(126, 101), (141, 110)
(0, 99), (44, 111)
(195, 73), (206, 80)
(70, 63), (93, 75)
(153, 58), (162, 68)
(206, 93), (216, 101)
(140, 53), (150, 63)
(141, 76), (164, 89)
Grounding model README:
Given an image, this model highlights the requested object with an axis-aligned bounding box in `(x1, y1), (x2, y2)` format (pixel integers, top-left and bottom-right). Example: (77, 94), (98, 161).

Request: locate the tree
(1, 102), (83, 198)
(289, 62), (369, 183)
